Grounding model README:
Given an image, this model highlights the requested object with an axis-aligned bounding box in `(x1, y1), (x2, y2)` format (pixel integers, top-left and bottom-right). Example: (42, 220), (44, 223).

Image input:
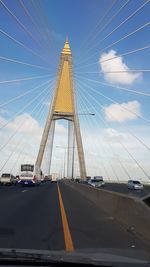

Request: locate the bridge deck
(0, 182), (149, 252)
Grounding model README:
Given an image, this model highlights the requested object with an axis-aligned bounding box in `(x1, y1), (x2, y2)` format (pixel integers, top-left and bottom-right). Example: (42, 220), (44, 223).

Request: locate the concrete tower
(36, 38), (86, 179)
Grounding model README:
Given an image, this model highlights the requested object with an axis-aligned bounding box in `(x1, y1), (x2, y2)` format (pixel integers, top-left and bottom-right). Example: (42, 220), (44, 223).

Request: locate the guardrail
(62, 180), (150, 244)
(100, 180), (150, 185)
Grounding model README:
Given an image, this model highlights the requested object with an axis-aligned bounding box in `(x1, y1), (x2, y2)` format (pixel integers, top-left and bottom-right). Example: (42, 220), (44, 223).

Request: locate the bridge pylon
(36, 38), (86, 179)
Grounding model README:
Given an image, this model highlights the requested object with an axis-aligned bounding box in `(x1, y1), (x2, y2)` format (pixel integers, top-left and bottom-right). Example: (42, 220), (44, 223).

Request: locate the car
(44, 175), (49, 182)
(44, 175), (52, 182)
(86, 176), (91, 182)
(0, 173), (16, 185)
(127, 180), (144, 190)
(74, 176), (80, 183)
(88, 176), (105, 188)
(41, 176), (45, 183)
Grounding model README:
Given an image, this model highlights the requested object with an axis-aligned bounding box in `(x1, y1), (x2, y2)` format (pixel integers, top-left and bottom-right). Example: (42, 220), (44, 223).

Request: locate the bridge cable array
(76, 76), (150, 149)
(76, 0), (149, 66)
(76, 78), (150, 181)
(0, 0), (57, 174)
(76, 85), (122, 182)
(0, 80), (54, 172)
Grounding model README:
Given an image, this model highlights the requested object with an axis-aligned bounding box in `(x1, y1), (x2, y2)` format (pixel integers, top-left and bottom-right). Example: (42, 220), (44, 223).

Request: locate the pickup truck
(0, 173), (16, 185)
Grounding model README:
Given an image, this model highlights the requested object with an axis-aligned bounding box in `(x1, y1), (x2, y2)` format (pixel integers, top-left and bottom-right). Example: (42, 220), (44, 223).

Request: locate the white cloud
(0, 113), (68, 176)
(104, 100), (141, 122)
(99, 50), (142, 85)
(6, 113), (42, 135)
(103, 128), (124, 143)
(55, 121), (67, 134)
(0, 114), (43, 168)
(0, 115), (7, 125)
(0, 113), (150, 183)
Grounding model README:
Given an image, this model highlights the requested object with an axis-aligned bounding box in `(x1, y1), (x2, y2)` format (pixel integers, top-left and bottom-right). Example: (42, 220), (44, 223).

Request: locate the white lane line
(22, 190), (28, 193)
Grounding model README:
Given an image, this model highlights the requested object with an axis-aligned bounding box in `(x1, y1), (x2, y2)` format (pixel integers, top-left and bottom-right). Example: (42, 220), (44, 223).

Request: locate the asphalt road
(101, 183), (150, 198)
(0, 181), (149, 253)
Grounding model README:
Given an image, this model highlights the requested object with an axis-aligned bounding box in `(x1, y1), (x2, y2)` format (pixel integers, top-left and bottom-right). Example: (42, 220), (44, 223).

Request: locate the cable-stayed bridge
(0, 0), (150, 260)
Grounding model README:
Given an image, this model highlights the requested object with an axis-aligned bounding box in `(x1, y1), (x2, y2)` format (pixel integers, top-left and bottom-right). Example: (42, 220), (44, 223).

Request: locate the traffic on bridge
(0, 0), (150, 266)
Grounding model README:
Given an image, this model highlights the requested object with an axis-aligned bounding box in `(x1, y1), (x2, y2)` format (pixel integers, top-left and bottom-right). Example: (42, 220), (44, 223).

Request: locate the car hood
(0, 248), (149, 266)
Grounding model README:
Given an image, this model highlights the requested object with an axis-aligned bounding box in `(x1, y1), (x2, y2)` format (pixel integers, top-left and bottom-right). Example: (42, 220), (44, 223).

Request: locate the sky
(0, 0), (150, 182)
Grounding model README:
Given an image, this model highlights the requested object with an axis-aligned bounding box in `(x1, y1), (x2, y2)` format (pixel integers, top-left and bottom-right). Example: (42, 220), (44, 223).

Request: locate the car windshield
(21, 164), (34, 172)
(1, 173), (10, 177)
(91, 179), (102, 183)
(20, 173), (33, 177)
(133, 181), (141, 184)
(0, 0), (150, 264)
(93, 176), (103, 180)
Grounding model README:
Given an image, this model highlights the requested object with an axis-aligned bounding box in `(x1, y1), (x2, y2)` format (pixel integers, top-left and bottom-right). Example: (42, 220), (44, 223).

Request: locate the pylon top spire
(54, 37), (73, 113)
(61, 37), (72, 55)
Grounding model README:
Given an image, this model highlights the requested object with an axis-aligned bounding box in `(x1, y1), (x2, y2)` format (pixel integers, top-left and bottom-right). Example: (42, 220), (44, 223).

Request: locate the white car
(127, 180), (144, 190)
(0, 173), (16, 185)
(88, 176), (105, 188)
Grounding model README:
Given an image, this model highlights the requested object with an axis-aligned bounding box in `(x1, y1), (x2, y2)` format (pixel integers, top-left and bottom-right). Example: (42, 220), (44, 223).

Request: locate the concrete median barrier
(62, 180), (150, 243)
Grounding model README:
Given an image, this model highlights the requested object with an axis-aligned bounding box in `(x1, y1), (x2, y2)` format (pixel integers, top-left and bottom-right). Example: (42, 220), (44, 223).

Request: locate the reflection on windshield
(91, 179), (102, 182)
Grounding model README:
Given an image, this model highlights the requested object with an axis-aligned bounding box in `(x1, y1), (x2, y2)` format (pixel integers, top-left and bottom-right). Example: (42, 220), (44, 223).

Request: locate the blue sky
(0, 0), (150, 180)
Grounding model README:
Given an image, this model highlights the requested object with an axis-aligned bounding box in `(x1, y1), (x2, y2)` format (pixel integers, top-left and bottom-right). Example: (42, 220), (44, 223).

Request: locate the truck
(51, 173), (57, 182)
(0, 173), (16, 185)
(18, 164), (42, 186)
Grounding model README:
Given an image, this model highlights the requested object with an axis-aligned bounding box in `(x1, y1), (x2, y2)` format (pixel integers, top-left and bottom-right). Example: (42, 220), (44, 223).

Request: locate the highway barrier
(62, 180), (150, 243)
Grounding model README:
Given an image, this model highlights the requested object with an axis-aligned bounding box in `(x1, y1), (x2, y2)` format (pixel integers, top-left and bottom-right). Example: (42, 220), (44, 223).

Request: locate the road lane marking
(22, 190), (28, 193)
(57, 183), (74, 252)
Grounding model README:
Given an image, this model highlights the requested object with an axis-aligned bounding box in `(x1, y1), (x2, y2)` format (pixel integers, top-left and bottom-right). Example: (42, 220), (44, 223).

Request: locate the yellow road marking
(57, 183), (74, 252)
